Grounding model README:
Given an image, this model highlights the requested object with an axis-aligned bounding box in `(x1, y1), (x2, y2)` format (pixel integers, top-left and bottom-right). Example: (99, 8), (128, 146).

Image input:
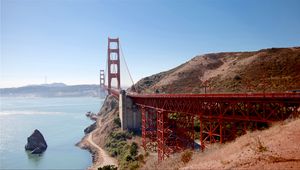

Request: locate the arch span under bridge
(101, 38), (300, 161)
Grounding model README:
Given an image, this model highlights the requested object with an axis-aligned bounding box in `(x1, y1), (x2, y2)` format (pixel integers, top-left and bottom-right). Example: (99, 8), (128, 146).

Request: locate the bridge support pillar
(157, 110), (166, 162)
(119, 90), (141, 132)
(141, 107), (157, 151)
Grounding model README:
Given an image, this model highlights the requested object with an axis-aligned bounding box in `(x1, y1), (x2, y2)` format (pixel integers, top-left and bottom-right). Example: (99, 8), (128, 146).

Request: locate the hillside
(0, 83), (102, 97)
(142, 118), (300, 170)
(130, 47), (300, 93)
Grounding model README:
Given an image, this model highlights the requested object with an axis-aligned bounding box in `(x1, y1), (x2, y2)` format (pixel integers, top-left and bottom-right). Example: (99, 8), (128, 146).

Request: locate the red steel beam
(129, 92), (300, 161)
(141, 107), (157, 152)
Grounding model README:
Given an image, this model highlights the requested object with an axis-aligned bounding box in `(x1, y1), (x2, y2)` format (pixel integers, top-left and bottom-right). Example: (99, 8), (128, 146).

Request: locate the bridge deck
(128, 92), (300, 99)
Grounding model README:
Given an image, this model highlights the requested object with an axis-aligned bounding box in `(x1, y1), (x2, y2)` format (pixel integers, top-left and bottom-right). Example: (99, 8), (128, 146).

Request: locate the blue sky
(1, 0), (300, 88)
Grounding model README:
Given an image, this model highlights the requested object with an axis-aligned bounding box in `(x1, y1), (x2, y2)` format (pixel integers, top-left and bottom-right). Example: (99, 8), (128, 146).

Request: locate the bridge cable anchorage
(120, 42), (136, 92)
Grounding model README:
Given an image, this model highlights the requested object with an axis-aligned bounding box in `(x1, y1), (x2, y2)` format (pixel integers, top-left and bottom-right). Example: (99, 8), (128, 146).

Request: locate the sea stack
(25, 129), (47, 154)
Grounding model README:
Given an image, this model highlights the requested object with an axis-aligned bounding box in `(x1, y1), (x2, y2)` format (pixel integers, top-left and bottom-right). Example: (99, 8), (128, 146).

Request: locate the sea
(0, 97), (103, 169)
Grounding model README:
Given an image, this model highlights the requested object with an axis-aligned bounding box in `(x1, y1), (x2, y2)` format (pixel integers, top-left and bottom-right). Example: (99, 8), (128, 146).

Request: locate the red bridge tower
(107, 38), (121, 94)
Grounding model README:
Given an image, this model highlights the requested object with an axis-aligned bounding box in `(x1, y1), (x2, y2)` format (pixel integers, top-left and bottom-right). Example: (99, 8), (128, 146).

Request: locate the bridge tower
(107, 37), (121, 94)
(100, 69), (105, 88)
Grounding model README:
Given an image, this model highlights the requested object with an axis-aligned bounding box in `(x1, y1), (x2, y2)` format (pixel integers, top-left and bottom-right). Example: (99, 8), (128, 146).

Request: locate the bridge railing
(127, 91), (300, 99)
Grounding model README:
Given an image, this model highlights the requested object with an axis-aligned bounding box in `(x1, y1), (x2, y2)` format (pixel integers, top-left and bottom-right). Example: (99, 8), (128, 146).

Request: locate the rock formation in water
(84, 122), (97, 134)
(25, 129), (47, 154)
(86, 111), (98, 121)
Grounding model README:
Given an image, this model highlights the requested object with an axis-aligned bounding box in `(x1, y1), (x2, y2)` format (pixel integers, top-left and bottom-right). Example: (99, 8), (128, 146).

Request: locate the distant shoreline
(0, 84), (103, 98)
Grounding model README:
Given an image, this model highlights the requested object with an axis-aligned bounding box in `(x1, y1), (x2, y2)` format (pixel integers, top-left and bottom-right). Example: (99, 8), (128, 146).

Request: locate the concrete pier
(119, 90), (141, 131)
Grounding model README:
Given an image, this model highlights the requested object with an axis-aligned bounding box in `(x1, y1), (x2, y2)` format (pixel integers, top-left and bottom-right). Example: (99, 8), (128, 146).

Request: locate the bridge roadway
(106, 87), (300, 161)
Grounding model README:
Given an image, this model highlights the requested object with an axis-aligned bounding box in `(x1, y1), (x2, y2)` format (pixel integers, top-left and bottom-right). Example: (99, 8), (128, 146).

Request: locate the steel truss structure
(129, 92), (300, 161)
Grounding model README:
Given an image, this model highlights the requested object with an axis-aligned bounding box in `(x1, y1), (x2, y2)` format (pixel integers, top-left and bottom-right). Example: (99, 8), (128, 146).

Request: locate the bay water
(0, 97), (103, 169)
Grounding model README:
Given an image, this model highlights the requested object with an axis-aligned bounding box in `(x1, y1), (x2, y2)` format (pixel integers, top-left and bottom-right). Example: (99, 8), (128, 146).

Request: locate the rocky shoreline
(76, 135), (98, 169)
(77, 95), (119, 170)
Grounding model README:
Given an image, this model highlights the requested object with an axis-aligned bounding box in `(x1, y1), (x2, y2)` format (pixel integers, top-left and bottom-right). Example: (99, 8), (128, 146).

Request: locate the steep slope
(144, 118), (300, 170)
(130, 47), (300, 93)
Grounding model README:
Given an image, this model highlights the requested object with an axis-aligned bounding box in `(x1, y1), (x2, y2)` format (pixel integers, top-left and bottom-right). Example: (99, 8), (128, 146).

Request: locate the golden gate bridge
(100, 37), (300, 161)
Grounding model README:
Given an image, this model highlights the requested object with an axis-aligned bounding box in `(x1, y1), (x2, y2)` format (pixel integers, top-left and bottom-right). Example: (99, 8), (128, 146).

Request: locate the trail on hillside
(86, 120), (117, 169)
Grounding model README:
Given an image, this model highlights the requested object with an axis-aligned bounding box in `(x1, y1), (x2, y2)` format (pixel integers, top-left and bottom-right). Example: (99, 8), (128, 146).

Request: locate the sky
(1, 0), (300, 88)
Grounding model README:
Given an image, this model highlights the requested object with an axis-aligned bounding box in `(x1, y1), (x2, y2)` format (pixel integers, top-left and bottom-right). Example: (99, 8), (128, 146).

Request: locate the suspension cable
(105, 47), (108, 87)
(120, 42), (136, 90)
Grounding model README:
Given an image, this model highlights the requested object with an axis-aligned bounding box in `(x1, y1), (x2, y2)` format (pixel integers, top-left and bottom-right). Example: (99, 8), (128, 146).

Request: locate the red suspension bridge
(101, 38), (300, 161)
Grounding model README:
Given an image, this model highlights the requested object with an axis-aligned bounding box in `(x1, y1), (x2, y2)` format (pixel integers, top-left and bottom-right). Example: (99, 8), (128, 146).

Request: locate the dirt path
(87, 129), (117, 169)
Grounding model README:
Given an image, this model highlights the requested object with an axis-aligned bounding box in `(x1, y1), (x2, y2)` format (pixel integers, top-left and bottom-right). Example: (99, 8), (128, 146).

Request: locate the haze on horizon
(1, 0), (300, 88)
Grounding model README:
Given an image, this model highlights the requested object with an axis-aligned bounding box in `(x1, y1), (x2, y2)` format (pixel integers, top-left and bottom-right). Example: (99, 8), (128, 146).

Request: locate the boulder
(85, 111), (98, 121)
(25, 129), (47, 154)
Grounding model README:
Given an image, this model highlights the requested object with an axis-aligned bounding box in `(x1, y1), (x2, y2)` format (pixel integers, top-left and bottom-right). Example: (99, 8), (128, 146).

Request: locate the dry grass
(252, 136), (268, 153)
(180, 118), (300, 170)
(139, 118), (300, 170)
(130, 47), (300, 94)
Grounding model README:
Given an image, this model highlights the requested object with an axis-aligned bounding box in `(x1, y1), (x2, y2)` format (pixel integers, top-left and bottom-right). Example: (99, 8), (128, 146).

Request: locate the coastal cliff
(77, 95), (119, 169)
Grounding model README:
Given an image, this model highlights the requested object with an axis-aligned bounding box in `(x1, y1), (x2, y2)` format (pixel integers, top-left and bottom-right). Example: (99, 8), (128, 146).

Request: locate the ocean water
(0, 97), (103, 169)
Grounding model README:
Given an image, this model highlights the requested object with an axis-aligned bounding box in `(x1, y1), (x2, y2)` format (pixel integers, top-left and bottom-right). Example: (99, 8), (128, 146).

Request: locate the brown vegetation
(130, 47), (300, 93)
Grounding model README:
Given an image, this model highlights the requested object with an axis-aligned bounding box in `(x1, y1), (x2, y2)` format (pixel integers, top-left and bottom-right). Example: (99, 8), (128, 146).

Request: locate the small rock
(85, 111), (98, 121)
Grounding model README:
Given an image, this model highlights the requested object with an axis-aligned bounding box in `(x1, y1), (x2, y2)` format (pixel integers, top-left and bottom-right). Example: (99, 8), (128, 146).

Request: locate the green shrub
(128, 161), (139, 170)
(98, 165), (117, 170)
(130, 142), (138, 156)
(113, 117), (121, 127)
(125, 154), (133, 161)
(105, 130), (141, 170)
(109, 131), (132, 141)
